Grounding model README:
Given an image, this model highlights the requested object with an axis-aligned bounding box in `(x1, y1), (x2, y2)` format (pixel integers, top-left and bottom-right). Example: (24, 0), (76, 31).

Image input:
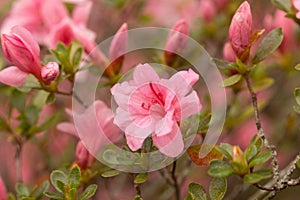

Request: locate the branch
(170, 160), (180, 200)
(244, 75), (280, 185)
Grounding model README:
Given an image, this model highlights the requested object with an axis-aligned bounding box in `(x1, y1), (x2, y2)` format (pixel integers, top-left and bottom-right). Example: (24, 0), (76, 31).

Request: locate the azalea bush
(0, 0), (300, 200)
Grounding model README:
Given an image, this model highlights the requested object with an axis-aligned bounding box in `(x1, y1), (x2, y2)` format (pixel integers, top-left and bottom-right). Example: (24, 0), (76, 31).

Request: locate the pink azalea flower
(0, 177), (7, 200)
(0, 26), (42, 86)
(111, 64), (201, 157)
(229, 1), (252, 58)
(57, 100), (122, 154)
(75, 140), (95, 169)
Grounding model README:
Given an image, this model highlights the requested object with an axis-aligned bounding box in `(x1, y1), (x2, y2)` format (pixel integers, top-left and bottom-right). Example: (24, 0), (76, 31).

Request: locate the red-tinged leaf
(187, 145), (224, 166)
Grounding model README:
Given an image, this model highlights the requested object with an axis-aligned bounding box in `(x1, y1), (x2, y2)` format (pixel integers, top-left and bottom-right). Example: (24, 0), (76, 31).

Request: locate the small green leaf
(55, 180), (66, 194)
(46, 93), (56, 104)
(68, 165), (81, 189)
(31, 181), (49, 199)
(44, 192), (64, 200)
(243, 168), (273, 184)
(249, 151), (272, 168)
(16, 183), (30, 197)
(185, 183), (208, 200)
(69, 188), (77, 200)
(209, 178), (227, 200)
(220, 74), (242, 87)
(101, 170), (121, 178)
(79, 184), (98, 200)
(208, 160), (234, 178)
(295, 88), (300, 106)
(11, 90), (26, 112)
(72, 47), (83, 67)
(134, 173), (148, 184)
(296, 159), (300, 169)
(50, 170), (67, 193)
(216, 144), (233, 160)
(24, 106), (39, 125)
(252, 28), (283, 64)
(7, 193), (16, 200)
(271, 0), (291, 12)
(293, 105), (300, 114)
(245, 145), (257, 162)
(32, 90), (50, 109)
(294, 63), (300, 71)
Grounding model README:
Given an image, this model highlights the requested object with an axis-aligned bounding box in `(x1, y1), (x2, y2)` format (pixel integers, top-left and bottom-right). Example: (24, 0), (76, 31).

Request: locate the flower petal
(0, 66), (28, 87)
(125, 134), (146, 151)
(153, 123), (184, 157)
(179, 91), (201, 120)
(133, 64), (160, 85)
(57, 122), (78, 137)
(72, 0), (92, 26)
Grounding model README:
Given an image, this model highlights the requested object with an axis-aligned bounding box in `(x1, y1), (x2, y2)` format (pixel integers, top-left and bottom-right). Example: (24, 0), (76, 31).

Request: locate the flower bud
(0, 177), (7, 200)
(229, 1), (252, 61)
(1, 26), (41, 79)
(75, 141), (90, 169)
(164, 19), (189, 67)
(232, 146), (243, 162)
(41, 62), (59, 84)
(293, 0), (300, 19)
(105, 23), (128, 79)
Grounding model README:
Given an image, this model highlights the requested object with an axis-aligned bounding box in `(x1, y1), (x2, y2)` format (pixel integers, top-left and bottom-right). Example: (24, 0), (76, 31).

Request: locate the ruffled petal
(133, 64), (160, 85)
(178, 91), (201, 120)
(153, 123), (184, 157)
(111, 81), (136, 110)
(125, 134), (147, 151)
(0, 66), (28, 87)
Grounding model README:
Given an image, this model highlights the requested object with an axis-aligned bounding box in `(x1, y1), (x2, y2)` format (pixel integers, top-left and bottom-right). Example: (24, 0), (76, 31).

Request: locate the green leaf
(216, 144), (233, 160)
(50, 170), (67, 193)
(209, 178), (227, 200)
(68, 165), (81, 189)
(252, 28), (283, 64)
(296, 159), (300, 169)
(35, 114), (59, 132)
(101, 170), (121, 178)
(79, 184), (98, 200)
(32, 90), (50, 109)
(31, 181), (49, 199)
(295, 88), (300, 106)
(7, 193), (16, 200)
(55, 180), (66, 194)
(134, 173), (148, 184)
(271, 0), (291, 12)
(185, 182), (208, 200)
(294, 63), (300, 71)
(220, 74), (242, 87)
(243, 168), (273, 184)
(293, 105), (300, 114)
(249, 151), (272, 168)
(46, 93), (56, 104)
(245, 145), (257, 162)
(24, 106), (39, 125)
(0, 116), (9, 131)
(44, 192), (64, 200)
(252, 78), (274, 92)
(208, 160), (234, 178)
(69, 188), (77, 200)
(16, 183), (30, 197)
(72, 47), (83, 67)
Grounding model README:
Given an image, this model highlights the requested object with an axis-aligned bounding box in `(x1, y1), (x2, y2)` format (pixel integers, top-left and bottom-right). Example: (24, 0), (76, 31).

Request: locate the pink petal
(41, 0), (68, 27)
(111, 81), (136, 110)
(57, 122), (78, 137)
(125, 134), (146, 151)
(0, 177), (7, 200)
(179, 91), (201, 120)
(0, 66), (28, 87)
(153, 123), (184, 157)
(133, 64), (160, 85)
(72, 0), (93, 26)
(153, 107), (174, 137)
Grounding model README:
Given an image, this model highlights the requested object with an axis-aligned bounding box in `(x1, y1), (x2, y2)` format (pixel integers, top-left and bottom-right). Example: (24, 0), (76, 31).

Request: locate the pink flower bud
(105, 23), (128, 78)
(41, 62), (59, 84)
(75, 141), (90, 169)
(164, 19), (189, 66)
(199, 0), (216, 23)
(229, 1), (252, 59)
(223, 42), (236, 62)
(0, 177), (7, 200)
(1, 26), (41, 79)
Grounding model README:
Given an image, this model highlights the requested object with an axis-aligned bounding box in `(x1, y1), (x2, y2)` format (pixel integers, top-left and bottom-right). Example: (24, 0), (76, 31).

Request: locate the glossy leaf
(243, 168), (272, 184)
(50, 170), (67, 193)
(249, 151), (272, 168)
(185, 182), (208, 200)
(216, 144), (233, 160)
(209, 178), (227, 200)
(245, 145), (257, 162)
(68, 165), (81, 189)
(252, 28), (283, 64)
(134, 173), (148, 184)
(31, 181), (49, 199)
(220, 74), (242, 87)
(79, 184), (98, 200)
(208, 160), (234, 178)
(44, 192), (64, 200)
(295, 88), (300, 106)
(101, 170), (121, 178)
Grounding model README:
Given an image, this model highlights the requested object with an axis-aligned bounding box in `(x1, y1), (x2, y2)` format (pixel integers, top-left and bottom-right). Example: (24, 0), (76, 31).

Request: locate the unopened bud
(41, 62), (59, 84)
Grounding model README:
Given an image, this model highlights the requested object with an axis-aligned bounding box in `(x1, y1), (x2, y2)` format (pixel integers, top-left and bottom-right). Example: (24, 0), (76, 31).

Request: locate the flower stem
(244, 75), (280, 185)
(171, 160), (180, 200)
(15, 141), (23, 183)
